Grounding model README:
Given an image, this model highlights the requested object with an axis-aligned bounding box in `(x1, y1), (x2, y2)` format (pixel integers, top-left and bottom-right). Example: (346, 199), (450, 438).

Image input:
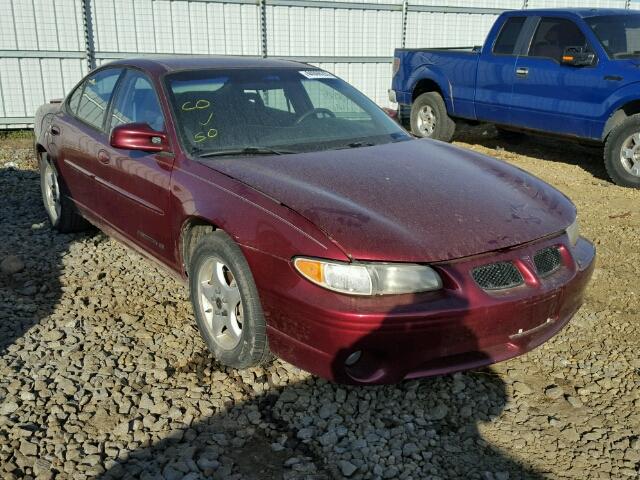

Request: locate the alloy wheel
(43, 161), (61, 223)
(417, 105), (437, 137)
(196, 256), (244, 350)
(620, 132), (640, 178)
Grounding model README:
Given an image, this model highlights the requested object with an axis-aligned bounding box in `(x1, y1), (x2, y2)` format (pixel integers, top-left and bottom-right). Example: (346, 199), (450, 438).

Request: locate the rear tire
(189, 231), (271, 369)
(604, 115), (640, 188)
(39, 154), (89, 233)
(410, 92), (456, 142)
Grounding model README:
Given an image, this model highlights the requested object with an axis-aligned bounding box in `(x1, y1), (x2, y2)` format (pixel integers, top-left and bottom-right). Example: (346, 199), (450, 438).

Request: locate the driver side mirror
(110, 123), (170, 153)
(561, 46), (596, 67)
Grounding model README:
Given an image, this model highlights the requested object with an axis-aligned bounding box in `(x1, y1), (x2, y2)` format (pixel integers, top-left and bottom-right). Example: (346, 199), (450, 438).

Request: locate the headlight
(293, 257), (442, 296)
(566, 217), (580, 246)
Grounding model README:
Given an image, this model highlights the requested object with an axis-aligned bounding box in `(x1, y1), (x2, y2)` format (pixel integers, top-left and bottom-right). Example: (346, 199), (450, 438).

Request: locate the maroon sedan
(34, 56), (595, 384)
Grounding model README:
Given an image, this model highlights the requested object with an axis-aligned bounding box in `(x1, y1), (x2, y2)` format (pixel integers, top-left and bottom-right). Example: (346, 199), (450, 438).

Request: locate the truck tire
(39, 154), (90, 233)
(189, 230), (272, 369)
(410, 92), (456, 142)
(604, 115), (640, 188)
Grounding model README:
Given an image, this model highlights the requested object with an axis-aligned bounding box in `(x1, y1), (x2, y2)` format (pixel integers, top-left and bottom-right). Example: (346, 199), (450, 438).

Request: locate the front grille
(471, 262), (524, 291)
(534, 246), (562, 277)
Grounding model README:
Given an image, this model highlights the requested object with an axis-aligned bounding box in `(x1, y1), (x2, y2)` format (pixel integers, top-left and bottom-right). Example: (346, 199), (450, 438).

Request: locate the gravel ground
(0, 128), (639, 480)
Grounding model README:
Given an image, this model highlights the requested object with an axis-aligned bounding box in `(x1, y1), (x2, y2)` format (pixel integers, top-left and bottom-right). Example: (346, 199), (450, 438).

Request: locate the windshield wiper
(196, 146), (297, 158)
(337, 141), (376, 150)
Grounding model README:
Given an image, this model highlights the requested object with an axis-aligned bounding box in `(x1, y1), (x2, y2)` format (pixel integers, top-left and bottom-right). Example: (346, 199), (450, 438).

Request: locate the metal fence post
(81, 0), (96, 70)
(259, 0), (268, 58)
(401, 0), (409, 48)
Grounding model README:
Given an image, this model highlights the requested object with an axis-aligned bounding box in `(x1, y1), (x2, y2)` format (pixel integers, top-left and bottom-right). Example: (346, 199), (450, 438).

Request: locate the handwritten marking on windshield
(182, 99), (218, 143)
(194, 128), (218, 143)
(181, 99), (210, 111)
(199, 112), (213, 126)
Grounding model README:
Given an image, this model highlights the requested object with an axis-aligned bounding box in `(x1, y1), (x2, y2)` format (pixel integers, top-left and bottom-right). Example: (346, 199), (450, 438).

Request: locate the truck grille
(534, 246), (562, 277)
(471, 262), (524, 291)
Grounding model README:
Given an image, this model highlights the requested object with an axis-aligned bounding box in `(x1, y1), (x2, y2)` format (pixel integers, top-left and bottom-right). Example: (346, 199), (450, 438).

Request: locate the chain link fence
(0, 0), (632, 128)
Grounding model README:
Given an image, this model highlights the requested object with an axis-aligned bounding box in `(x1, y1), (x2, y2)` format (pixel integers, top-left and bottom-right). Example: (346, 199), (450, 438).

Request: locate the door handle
(516, 67), (529, 77)
(49, 125), (60, 136)
(97, 150), (111, 164)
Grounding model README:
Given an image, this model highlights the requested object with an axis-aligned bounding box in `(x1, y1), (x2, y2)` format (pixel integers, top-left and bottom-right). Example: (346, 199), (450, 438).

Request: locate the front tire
(189, 231), (270, 368)
(410, 92), (456, 142)
(39, 154), (89, 232)
(605, 115), (640, 188)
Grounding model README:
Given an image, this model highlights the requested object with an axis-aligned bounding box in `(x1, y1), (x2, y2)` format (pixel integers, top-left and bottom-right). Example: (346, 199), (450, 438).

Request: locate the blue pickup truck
(391, 8), (640, 188)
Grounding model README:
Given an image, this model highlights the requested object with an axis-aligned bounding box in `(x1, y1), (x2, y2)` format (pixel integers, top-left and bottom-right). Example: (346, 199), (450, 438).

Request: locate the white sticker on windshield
(299, 70), (336, 79)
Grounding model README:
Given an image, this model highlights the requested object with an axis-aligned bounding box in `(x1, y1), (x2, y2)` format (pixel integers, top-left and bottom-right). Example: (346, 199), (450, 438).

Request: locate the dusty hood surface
(207, 139), (575, 262)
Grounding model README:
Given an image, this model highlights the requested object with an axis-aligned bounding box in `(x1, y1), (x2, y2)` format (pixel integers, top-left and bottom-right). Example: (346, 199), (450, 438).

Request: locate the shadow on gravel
(455, 125), (608, 183)
(97, 292), (545, 479)
(0, 167), (87, 357)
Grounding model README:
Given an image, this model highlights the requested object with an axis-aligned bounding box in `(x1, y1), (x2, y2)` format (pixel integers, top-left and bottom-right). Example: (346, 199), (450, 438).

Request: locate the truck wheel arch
(603, 100), (640, 140)
(412, 78), (445, 101)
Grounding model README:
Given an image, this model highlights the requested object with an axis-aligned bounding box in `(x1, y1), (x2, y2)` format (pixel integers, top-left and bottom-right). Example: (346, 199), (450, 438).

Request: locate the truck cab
(391, 9), (640, 188)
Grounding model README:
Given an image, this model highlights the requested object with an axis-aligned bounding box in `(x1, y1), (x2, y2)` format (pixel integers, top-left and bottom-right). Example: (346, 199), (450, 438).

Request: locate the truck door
(510, 16), (610, 139)
(474, 16), (527, 123)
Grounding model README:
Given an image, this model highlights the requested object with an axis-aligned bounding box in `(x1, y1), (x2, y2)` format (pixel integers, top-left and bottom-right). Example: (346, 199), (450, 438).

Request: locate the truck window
(586, 14), (640, 58)
(528, 18), (590, 63)
(493, 17), (526, 55)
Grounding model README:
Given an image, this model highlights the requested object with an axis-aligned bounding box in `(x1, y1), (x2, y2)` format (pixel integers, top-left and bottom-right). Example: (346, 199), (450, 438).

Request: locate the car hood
(207, 139), (575, 262)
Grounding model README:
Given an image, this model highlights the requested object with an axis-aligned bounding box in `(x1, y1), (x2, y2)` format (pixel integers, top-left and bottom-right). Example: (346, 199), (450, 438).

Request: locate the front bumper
(243, 234), (595, 385)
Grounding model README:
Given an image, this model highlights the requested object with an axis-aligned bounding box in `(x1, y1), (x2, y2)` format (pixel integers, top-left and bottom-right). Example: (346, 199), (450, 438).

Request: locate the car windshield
(586, 14), (640, 58)
(165, 68), (410, 156)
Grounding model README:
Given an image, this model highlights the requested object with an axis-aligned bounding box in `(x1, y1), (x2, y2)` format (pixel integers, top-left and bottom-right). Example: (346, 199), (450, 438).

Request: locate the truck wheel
(189, 230), (271, 369)
(410, 92), (456, 142)
(604, 115), (640, 188)
(39, 154), (89, 232)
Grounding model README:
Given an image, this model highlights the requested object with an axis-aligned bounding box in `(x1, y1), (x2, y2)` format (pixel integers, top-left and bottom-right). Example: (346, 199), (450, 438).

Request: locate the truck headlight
(293, 257), (442, 296)
(566, 217), (580, 246)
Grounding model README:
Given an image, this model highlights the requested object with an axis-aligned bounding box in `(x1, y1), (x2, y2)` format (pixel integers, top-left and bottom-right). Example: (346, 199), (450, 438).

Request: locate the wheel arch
(35, 143), (48, 163)
(412, 77), (445, 101)
(602, 84), (640, 140)
(179, 217), (219, 276)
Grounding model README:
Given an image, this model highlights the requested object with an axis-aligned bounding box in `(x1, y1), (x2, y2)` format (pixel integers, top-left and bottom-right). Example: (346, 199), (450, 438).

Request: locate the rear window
(76, 68), (123, 130)
(493, 17), (526, 55)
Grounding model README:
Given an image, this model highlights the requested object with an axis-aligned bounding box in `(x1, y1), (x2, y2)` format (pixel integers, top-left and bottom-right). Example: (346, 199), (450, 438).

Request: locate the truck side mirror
(561, 47), (595, 67)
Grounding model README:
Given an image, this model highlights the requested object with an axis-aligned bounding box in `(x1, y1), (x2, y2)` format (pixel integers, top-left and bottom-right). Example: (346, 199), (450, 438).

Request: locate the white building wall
(0, 0), (633, 127)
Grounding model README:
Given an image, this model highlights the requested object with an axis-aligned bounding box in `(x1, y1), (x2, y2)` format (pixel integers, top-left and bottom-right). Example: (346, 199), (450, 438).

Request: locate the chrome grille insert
(471, 262), (524, 291)
(534, 246), (562, 277)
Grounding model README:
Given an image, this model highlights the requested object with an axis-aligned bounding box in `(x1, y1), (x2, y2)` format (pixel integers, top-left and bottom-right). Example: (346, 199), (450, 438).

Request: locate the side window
(301, 79), (368, 121)
(528, 18), (589, 62)
(110, 70), (165, 132)
(67, 85), (82, 115)
(493, 17), (526, 55)
(76, 68), (123, 130)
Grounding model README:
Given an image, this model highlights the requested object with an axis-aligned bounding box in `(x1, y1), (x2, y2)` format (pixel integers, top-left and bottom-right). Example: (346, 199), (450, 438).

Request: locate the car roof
(504, 8), (639, 19)
(107, 55), (311, 74)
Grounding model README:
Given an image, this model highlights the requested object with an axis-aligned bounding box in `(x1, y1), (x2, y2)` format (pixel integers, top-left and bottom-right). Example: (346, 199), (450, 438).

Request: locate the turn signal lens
(293, 257), (442, 296)
(294, 258), (372, 295)
(294, 258), (324, 284)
